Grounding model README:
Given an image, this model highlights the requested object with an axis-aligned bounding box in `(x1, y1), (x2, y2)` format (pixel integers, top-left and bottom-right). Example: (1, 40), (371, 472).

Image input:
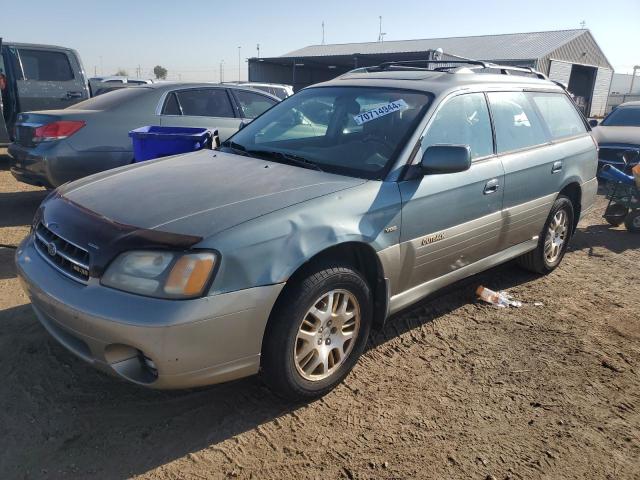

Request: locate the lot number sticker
(353, 99), (409, 125)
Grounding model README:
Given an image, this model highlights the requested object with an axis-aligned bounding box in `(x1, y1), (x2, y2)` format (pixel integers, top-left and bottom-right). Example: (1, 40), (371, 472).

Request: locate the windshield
(223, 86), (432, 179)
(601, 106), (640, 127)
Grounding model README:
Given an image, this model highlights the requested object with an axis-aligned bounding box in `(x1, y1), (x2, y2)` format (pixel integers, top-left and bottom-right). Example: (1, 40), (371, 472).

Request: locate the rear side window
(529, 93), (586, 139)
(487, 92), (548, 153)
(162, 92), (181, 115)
(234, 90), (277, 119)
(175, 89), (234, 117)
(18, 49), (74, 81)
(421, 93), (494, 159)
(67, 87), (151, 110)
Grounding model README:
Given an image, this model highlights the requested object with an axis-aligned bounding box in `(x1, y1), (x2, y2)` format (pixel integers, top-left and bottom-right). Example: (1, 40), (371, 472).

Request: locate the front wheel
(518, 196), (574, 274)
(261, 265), (372, 401)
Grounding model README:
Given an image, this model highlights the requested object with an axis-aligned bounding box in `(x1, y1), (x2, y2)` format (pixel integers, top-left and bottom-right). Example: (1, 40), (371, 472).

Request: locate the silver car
(16, 62), (598, 400)
(8, 83), (279, 188)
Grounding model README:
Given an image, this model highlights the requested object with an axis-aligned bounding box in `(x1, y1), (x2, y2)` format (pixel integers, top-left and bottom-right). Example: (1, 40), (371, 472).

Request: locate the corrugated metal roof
(281, 29), (587, 61)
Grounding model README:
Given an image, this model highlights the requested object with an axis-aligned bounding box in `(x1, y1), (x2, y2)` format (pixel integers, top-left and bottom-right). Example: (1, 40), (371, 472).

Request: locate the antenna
(378, 16), (386, 42)
(580, 20), (586, 29)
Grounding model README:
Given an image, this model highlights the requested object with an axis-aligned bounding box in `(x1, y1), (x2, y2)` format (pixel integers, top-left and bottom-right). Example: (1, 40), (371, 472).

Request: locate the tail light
(33, 120), (85, 142)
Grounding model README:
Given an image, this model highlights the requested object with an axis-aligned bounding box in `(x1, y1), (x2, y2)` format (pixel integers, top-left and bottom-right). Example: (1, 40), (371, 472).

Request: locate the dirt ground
(0, 150), (638, 480)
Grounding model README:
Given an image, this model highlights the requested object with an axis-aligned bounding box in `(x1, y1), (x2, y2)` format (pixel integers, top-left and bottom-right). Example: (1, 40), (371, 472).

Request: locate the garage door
(590, 68), (613, 117)
(548, 60), (572, 86)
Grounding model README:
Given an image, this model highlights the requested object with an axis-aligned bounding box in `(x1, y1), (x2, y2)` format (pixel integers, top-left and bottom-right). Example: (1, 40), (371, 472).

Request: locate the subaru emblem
(47, 242), (57, 257)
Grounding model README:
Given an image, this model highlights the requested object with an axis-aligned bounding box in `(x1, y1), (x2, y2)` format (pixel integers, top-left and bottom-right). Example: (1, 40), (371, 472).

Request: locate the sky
(2, 0), (639, 81)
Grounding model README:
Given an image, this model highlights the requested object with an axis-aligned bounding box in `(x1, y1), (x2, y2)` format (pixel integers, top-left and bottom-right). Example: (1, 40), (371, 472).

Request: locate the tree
(153, 65), (168, 80)
(115, 68), (128, 76)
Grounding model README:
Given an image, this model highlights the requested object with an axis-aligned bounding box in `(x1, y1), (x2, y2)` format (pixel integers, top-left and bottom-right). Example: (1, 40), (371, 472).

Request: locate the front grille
(599, 147), (640, 165)
(34, 223), (90, 283)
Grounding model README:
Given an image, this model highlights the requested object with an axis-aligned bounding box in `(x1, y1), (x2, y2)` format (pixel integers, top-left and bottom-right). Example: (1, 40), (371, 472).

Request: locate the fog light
(142, 354), (157, 373)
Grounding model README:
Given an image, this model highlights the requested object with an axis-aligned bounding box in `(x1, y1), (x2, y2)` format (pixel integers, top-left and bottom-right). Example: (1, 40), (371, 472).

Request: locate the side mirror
(420, 145), (471, 174)
(588, 119), (599, 128)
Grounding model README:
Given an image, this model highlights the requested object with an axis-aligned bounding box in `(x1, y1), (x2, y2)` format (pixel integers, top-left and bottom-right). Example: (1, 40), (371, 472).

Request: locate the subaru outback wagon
(16, 61), (598, 400)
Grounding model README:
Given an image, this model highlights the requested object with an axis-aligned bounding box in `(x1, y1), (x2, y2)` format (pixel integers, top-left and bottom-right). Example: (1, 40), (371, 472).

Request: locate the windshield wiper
(221, 141), (251, 156)
(247, 149), (324, 172)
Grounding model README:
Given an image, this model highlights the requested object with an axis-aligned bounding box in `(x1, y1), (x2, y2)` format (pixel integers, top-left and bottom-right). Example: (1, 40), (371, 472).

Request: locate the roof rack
(348, 59), (561, 86)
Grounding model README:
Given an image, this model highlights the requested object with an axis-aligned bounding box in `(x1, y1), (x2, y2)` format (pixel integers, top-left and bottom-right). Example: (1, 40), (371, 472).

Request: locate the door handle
(483, 178), (500, 195)
(551, 161), (563, 174)
(64, 91), (83, 99)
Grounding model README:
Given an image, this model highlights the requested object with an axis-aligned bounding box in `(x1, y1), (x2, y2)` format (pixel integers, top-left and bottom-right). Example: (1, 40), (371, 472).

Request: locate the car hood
(592, 126), (640, 146)
(58, 149), (365, 238)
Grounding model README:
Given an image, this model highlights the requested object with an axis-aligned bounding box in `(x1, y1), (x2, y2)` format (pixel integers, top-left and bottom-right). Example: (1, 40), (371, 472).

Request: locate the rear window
(18, 49), (74, 81)
(528, 92), (586, 139)
(67, 87), (151, 110)
(487, 91), (548, 153)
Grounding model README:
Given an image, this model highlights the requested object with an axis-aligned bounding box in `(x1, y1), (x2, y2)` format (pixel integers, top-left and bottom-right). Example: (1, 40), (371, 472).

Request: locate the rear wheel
(261, 264), (372, 401)
(624, 210), (640, 233)
(518, 196), (574, 274)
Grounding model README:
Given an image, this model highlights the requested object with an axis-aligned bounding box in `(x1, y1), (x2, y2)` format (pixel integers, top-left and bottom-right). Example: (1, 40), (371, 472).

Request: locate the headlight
(101, 250), (217, 299)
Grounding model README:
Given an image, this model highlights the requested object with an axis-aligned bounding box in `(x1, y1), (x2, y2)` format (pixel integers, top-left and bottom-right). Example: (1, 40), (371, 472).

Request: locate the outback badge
(421, 232), (445, 246)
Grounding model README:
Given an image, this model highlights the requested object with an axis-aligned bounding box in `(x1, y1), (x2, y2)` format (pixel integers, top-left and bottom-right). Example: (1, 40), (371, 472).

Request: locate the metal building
(249, 29), (613, 117)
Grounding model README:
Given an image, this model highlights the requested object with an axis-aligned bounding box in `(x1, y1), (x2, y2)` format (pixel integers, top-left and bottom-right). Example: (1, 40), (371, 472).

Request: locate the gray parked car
(8, 83), (279, 188)
(0, 39), (89, 145)
(16, 61), (597, 400)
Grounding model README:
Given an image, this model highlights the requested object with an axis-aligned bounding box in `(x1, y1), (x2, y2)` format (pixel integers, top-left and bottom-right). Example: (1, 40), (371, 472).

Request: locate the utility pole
(630, 65), (640, 94)
(378, 16), (386, 43)
(256, 43), (260, 59)
(322, 21), (325, 45)
(136, 64), (141, 78)
(94, 65), (97, 76)
(238, 46), (241, 82)
(99, 56), (103, 75)
(220, 60), (224, 83)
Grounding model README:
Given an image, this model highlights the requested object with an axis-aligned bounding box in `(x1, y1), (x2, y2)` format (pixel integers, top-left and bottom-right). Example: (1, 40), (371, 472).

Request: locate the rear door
(13, 46), (88, 111)
(159, 87), (241, 141)
(487, 91), (558, 249)
(397, 92), (505, 293)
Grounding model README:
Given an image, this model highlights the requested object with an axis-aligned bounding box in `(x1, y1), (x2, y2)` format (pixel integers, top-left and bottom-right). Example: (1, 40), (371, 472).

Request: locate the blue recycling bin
(129, 126), (213, 162)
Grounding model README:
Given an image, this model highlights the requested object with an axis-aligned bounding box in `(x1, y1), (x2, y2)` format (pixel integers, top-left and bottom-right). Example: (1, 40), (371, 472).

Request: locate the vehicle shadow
(0, 259), (540, 480)
(0, 190), (47, 228)
(0, 246), (17, 280)
(569, 222), (640, 255)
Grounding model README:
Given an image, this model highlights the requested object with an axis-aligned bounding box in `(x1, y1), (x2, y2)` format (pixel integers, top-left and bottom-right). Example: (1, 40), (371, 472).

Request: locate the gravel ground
(0, 152), (638, 479)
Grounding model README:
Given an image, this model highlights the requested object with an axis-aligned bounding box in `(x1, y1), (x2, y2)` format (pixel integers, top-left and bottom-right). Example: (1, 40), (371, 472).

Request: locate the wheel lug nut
(325, 339), (331, 345)
(317, 339), (322, 345)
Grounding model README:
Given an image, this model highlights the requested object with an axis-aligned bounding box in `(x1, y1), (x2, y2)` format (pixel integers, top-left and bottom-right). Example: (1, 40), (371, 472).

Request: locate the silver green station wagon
(16, 61), (598, 400)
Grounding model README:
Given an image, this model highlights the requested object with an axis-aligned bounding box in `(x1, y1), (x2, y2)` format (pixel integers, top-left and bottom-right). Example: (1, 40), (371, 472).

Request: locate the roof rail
(374, 59), (490, 71)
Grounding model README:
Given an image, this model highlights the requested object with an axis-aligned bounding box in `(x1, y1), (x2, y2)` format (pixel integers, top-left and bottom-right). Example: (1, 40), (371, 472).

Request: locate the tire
(624, 210), (640, 233)
(261, 264), (372, 401)
(518, 195), (574, 274)
(603, 203), (628, 227)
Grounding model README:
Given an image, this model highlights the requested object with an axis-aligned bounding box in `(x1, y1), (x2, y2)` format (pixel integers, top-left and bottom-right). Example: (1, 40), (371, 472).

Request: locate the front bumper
(16, 236), (284, 389)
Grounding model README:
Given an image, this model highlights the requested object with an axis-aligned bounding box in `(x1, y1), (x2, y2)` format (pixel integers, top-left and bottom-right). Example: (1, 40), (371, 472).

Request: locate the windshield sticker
(353, 99), (409, 125)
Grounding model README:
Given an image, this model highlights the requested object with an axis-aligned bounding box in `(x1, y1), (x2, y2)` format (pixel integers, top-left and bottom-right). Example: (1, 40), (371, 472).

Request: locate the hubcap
(544, 209), (568, 264)
(294, 289), (360, 381)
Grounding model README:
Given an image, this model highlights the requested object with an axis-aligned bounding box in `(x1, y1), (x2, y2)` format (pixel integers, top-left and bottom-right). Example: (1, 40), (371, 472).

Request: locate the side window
(487, 92), (548, 153)
(528, 92), (587, 140)
(162, 92), (181, 115)
(235, 90), (277, 119)
(18, 49), (74, 81)
(421, 93), (494, 159)
(175, 89), (234, 118)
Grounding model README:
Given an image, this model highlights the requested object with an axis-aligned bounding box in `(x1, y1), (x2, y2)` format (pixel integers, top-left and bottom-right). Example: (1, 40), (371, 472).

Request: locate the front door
(159, 87), (242, 141)
(397, 92), (504, 294)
